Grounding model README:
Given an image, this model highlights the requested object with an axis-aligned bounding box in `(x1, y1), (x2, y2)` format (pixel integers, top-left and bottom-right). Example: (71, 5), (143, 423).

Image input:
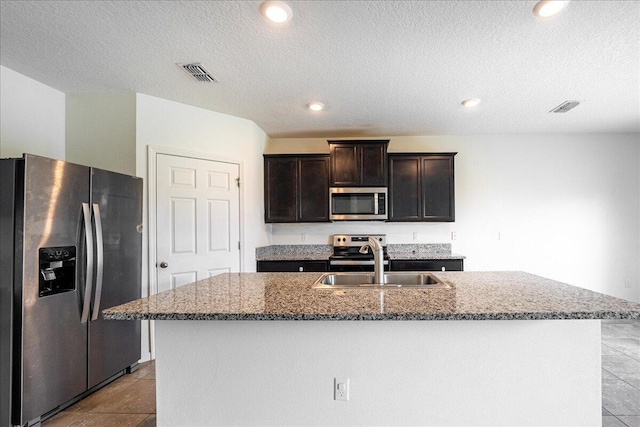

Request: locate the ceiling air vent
(549, 100), (580, 113)
(177, 63), (217, 82)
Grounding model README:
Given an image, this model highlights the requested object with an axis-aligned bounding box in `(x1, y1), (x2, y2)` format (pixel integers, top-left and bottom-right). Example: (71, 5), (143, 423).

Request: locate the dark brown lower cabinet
(389, 153), (456, 222)
(256, 260), (329, 272)
(390, 259), (463, 272)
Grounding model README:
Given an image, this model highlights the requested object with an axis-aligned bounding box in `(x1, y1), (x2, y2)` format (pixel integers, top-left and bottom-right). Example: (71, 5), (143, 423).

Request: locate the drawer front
(257, 261), (328, 272)
(390, 259), (463, 272)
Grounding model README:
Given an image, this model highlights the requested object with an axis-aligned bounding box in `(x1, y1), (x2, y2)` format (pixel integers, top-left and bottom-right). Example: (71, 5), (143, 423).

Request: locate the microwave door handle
(91, 203), (104, 321)
(81, 203), (94, 324)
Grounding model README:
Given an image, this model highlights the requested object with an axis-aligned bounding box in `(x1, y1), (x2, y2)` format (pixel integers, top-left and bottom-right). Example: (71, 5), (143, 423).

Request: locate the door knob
(159, 261), (169, 268)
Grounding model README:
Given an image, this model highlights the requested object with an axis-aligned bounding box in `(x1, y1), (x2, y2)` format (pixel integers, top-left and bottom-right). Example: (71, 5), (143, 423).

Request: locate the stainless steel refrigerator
(0, 154), (142, 427)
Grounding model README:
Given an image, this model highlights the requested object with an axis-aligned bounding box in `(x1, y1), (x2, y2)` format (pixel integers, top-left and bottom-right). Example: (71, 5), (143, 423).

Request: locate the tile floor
(602, 319), (640, 427)
(42, 320), (640, 427)
(42, 360), (156, 427)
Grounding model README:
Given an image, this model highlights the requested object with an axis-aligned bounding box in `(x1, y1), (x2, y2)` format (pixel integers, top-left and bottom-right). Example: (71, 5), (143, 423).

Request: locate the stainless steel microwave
(329, 187), (388, 221)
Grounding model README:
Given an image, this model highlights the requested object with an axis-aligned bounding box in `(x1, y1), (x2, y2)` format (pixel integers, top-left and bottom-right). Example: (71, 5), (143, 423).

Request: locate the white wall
(135, 93), (270, 277)
(66, 93), (136, 175)
(0, 66), (65, 159)
(156, 320), (601, 426)
(266, 134), (640, 302)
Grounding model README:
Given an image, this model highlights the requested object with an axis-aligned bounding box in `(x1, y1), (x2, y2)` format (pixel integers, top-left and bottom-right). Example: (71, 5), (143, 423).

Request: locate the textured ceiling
(1, 1), (638, 137)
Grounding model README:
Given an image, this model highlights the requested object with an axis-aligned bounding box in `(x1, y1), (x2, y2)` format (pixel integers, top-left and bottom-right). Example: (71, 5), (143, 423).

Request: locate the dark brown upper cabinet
(388, 153), (456, 222)
(328, 140), (388, 187)
(264, 155), (330, 223)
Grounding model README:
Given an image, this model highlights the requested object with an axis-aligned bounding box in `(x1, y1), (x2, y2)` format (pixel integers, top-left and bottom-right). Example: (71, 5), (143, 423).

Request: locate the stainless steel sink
(312, 272), (450, 290)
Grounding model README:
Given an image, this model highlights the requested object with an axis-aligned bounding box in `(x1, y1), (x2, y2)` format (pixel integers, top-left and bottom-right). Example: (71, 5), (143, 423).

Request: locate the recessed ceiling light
(533, 1), (569, 17)
(461, 98), (481, 108)
(306, 102), (325, 112)
(260, 1), (293, 23)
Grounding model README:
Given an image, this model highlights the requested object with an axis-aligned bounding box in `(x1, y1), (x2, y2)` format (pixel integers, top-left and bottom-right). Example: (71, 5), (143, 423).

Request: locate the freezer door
(18, 155), (90, 425)
(0, 159), (18, 427)
(88, 168), (142, 388)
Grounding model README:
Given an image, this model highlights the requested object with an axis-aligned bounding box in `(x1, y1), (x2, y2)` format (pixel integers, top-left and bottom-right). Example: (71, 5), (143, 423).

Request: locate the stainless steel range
(329, 234), (390, 272)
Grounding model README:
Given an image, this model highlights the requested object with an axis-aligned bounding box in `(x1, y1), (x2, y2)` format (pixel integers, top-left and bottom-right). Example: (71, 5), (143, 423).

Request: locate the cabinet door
(389, 156), (421, 221)
(257, 260), (328, 272)
(298, 157), (329, 222)
(301, 261), (329, 272)
(360, 143), (387, 186)
(330, 144), (359, 186)
(264, 157), (297, 222)
(422, 156), (455, 222)
(391, 260), (463, 271)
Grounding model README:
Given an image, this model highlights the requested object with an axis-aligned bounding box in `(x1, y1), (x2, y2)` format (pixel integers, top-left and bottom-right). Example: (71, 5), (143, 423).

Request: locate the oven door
(329, 259), (390, 272)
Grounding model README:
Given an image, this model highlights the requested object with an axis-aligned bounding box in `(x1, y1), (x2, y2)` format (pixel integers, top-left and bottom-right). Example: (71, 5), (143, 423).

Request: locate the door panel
(330, 144), (359, 186)
(264, 157), (297, 222)
(20, 155), (89, 424)
(157, 154), (240, 294)
(171, 271), (198, 289)
(89, 168), (142, 388)
(360, 143), (387, 186)
(422, 156), (455, 221)
(171, 198), (197, 254)
(298, 157), (329, 222)
(209, 268), (230, 277)
(389, 156), (422, 221)
(208, 200), (230, 251)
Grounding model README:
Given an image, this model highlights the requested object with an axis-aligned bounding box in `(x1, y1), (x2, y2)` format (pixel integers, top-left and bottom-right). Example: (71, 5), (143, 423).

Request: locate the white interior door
(156, 154), (240, 293)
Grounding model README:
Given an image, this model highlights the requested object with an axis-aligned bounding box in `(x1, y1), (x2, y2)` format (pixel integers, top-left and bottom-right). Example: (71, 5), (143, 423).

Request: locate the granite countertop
(386, 243), (465, 260)
(256, 244), (466, 261)
(256, 245), (332, 261)
(257, 253), (332, 261)
(103, 271), (640, 321)
(386, 252), (465, 260)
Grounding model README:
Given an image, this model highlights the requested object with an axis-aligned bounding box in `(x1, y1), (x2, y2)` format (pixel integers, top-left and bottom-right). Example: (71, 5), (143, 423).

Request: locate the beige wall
(66, 93), (137, 175)
(0, 66), (66, 159)
(3, 64), (638, 304)
(135, 93), (270, 276)
(267, 134), (640, 303)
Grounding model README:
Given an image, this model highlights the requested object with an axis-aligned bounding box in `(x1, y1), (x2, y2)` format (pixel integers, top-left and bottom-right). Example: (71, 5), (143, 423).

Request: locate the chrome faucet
(359, 236), (384, 285)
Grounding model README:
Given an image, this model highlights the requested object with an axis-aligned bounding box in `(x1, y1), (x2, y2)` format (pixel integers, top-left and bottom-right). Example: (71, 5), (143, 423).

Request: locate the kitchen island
(104, 272), (640, 426)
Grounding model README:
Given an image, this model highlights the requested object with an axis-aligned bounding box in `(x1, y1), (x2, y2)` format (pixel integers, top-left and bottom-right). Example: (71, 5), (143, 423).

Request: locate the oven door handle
(329, 260), (389, 266)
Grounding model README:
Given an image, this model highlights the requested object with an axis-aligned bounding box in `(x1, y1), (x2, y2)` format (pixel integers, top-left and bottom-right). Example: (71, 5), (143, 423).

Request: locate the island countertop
(103, 271), (640, 321)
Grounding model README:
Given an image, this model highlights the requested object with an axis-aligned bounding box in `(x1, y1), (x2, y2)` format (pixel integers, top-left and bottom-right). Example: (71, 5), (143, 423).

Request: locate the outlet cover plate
(334, 377), (349, 401)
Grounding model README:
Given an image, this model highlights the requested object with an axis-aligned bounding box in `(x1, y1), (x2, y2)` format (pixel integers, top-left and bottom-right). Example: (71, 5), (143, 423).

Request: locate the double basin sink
(312, 272), (450, 290)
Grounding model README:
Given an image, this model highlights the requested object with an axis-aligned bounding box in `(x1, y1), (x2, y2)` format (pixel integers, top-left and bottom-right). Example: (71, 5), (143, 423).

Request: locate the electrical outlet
(334, 378), (349, 401)
(451, 231), (457, 241)
(625, 278), (632, 288)
(301, 233), (307, 242)
(413, 232), (419, 241)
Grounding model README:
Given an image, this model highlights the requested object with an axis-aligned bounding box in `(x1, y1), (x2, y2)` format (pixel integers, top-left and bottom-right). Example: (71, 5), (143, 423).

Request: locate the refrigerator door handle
(81, 203), (94, 324)
(91, 203), (104, 321)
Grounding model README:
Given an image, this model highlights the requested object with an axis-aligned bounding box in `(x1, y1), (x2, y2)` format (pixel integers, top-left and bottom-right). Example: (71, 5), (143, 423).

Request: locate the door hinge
(238, 241), (241, 250)
(236, 177), (240, 188)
